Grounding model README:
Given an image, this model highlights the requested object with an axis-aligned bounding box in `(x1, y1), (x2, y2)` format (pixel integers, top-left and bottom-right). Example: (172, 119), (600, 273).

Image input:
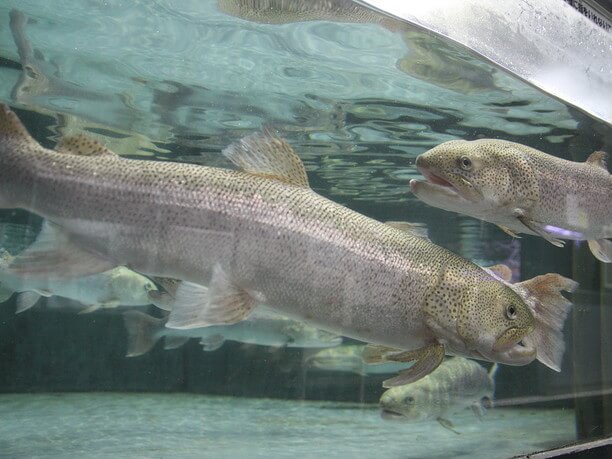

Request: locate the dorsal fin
(484, 264), (513, 282)
(385, 221), (429, 240)
(586, 151), (608, 170)
(0, 104), (36, 145)
(55, 134), (116, 157)
(222, 131), (309, 188)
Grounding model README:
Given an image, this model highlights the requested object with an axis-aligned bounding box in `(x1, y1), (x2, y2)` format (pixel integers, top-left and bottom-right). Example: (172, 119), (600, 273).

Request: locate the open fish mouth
(418, 166), (458, 190)
(482, 339), (536, 366)
(380, 408), (405, 421)
(409, 165), (469, 203)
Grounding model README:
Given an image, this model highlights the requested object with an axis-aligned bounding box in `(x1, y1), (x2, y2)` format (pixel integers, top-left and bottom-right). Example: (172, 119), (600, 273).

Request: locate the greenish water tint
(0, 0), (609, 456)
(0, 393), (575, 459)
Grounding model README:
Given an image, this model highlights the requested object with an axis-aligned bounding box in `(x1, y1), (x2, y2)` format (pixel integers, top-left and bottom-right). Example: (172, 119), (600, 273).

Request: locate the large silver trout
(0, 105), (576, 385)
(410, 139), (612, 262)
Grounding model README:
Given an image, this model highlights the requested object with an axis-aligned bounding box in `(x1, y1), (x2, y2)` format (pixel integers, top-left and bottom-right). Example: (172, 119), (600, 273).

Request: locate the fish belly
(14, 153), (433, 349)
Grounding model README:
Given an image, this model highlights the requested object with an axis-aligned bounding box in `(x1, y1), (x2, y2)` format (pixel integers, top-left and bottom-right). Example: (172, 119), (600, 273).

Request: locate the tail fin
(122, 310), (165, 357)
(588, 239), (611, 263)
(515, 274), (578, 372)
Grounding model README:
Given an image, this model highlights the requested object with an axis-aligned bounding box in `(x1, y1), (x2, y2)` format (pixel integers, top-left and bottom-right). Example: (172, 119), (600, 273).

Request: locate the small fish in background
(379, 357), (497, 434)
(304, 345), (411, 375)
(122, 306), (343, 357)
(0, 244), (159, 313)
(410, 139), (612, 262)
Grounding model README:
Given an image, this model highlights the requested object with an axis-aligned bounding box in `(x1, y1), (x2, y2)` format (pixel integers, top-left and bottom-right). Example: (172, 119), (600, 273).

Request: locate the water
(0, 1), (610, 457)
(0, 393), (575, 458)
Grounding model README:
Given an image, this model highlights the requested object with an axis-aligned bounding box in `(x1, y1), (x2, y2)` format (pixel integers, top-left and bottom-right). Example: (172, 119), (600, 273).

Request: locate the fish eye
(459, 156), (472, 170)
(505, 304), (517, 320)
(403, 396), (414, 404)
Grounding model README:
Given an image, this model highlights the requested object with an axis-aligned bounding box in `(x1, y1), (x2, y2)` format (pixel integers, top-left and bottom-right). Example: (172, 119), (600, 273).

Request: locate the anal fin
(166, 265), (257, 329)
(7, 221), (113, 279)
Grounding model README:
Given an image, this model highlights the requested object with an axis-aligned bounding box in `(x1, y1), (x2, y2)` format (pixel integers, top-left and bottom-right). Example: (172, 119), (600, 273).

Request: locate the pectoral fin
(437, 417), (460, 434)
(513, 210), (565, 247)
(497, 225), (521, 238)
(471, 401), (485, 420)
(362, 344), (404, 364)
(7, 221), (113, 278)
(588, 239), (611, 263)
(363, 343), (445, 387)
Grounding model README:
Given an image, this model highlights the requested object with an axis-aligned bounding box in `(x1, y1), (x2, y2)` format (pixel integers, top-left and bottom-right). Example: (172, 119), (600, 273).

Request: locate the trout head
(424, 264), (536, 366)
(410, 139), (538, 220)
(379, 384), (434, 421)
(110, 268), (157, 305)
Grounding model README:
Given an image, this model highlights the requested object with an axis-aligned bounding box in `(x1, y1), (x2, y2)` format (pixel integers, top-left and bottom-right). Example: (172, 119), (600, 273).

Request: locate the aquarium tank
(0, 0), (610, 458)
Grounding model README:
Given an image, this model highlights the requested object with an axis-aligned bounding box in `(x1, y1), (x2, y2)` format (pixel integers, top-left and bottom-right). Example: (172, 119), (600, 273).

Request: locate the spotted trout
(0, 105), (576, 385)
(410, 139), (612, 262)
(379, 357), (496, 432)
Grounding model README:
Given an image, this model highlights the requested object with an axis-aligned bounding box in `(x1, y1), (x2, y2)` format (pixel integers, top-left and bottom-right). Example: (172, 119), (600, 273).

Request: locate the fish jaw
(410, 165), (485, 216)
(380, 408), (408, 421)
(477, 339), (537, 366)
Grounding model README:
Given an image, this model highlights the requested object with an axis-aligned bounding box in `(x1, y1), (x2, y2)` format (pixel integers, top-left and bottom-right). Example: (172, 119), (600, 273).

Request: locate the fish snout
(415, 154), (425, 169)
(379, 392), (394, 408)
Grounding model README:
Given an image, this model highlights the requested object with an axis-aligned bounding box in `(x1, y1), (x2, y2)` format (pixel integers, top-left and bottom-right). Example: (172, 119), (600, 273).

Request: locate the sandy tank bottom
(0, 393), (575, 458)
